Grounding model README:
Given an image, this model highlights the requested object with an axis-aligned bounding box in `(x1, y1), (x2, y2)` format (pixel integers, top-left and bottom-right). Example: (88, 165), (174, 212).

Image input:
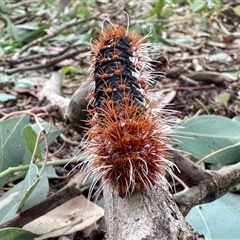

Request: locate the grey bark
(173, 151), (240, 216)
(103, 181), (202, 240)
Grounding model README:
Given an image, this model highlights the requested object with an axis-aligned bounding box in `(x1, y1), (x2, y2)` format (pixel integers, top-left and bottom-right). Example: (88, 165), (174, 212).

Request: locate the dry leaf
(23, 195), (104, 239)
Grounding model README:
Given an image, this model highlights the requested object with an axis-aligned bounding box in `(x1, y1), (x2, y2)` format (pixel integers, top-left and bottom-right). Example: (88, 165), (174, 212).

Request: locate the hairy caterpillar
(80, 22), (174, 198)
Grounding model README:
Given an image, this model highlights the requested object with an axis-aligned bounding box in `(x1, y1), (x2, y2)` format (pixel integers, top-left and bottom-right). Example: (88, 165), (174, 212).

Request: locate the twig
(60, 133), (80, 146)
(0, 157), (82, 179)
(173, 85), (216, 91)
(167, 39), (205, 52)
(10, 0), (38, 8)
(1, 47), (87, 74)
(2, 42), (90, 65)
(179, 74), (199, 86)
(170, 54), (207, 62)
(0, 184), (81, 229)
(185, 71), (233, 84)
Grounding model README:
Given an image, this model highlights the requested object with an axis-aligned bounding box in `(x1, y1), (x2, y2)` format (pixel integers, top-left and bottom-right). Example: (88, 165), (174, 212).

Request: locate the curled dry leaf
(23, 195), (104, 239)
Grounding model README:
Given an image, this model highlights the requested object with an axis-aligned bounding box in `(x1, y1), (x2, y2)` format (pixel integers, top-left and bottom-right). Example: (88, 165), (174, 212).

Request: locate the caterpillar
(81, 21), (174, 198)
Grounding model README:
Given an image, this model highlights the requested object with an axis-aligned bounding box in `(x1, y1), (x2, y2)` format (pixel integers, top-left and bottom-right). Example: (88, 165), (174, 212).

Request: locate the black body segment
(93, 36), (144, 108)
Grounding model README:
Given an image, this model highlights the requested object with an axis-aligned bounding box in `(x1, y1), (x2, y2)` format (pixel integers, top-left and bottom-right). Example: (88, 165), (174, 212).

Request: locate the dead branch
(103, 180), (203, 240)
(1, 47), (88, 74)
(185, 71), (233, 84)
(172, 151), (211, 186)
(2, 42), (90, 65)
(166, 68), (232, 85)
(172, 151), (240, 216)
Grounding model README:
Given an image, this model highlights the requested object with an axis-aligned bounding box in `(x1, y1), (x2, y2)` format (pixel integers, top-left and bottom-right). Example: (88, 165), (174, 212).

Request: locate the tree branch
(173, 153), (240, 216)
(171, 151), (212, 186)
(103, 181), (203, 240)
(1, 47), (88, 74)
(1, 42), (90, 65)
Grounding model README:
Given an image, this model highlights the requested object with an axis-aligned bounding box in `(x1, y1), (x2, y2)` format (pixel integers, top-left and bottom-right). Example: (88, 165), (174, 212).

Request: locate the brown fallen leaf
(23, 195), (104, 239)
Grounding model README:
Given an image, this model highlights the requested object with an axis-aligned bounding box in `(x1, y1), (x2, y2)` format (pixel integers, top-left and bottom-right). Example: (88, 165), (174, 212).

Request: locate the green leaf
(232, 116), (240, 124)
(1, 14), (20, 42)
(215, 92), (230, 106)
(218, 21), (230, 34)
(233, 6), (240, 17)
(0, 114), (30, 187)
(19, 168), (49, 212)
(0, 228), (39, 240)
(15, 21), (40, 31)
(0, 93), (16, 102)
(186, 193), (240, 239)
(16, 164), (41, 212)
(22, 125), (43, 160)
(14, 21), (47, 44)
(152, 0), (166, 14)
(52, 33), (79, 42)
(145, 0), (166, 18)
(0, 74), (12, 84)
(175, 35), (196, 43)
(209, 52), (232, 62)
(195, 98), (210, 114)
(44, 165), (59, 178)
(0, 162), (49, 222)
(13, 29), (42, 44)
(0, 1), (11, 14)
(15, 79), (35, 89)
(221, 71), (239, 81)
(22, 147), (35, 166)
(77, 8), (91, 18)
(174, 115), (240, 165)
(190, 1), (205, 12)
(61, 66), (80, 76)
(206, 0), (215, 9)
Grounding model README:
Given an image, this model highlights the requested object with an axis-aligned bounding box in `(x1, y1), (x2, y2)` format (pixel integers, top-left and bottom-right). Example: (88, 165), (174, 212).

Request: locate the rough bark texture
(103, 180), (200, 240)
(172, 152), (240, 216)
